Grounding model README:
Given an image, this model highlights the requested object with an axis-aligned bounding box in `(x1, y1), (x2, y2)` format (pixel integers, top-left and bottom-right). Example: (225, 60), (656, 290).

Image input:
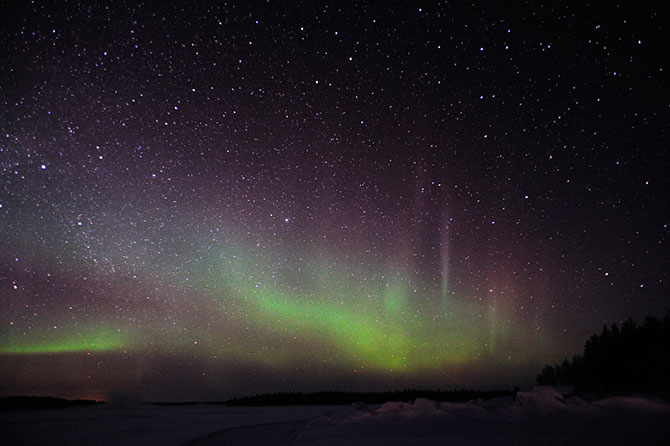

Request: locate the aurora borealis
(1, 2), (668, 401)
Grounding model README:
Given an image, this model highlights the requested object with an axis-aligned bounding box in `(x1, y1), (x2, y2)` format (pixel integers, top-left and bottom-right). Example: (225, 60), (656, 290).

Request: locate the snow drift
(2, 387), (668, 445)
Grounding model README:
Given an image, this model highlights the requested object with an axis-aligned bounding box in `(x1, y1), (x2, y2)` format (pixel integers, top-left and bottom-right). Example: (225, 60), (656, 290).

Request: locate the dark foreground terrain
(1, 388), (669, 445)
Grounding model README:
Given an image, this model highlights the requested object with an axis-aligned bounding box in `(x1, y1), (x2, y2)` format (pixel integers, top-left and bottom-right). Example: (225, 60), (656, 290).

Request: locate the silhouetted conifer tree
(536, 313), (670, 395)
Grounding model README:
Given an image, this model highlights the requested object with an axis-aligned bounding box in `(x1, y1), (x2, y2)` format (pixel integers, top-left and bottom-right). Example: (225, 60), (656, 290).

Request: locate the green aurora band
(2, 231), (526, 378)
(182, 242), (514, 374)
(0, 327), (127, 354)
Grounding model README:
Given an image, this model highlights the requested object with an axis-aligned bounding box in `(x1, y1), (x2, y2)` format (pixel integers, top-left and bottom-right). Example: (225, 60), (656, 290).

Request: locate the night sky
(1, 1), (668, 401)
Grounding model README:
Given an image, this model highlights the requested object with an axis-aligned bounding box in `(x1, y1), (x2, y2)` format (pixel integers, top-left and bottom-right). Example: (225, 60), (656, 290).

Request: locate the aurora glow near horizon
(1, 2), (668, 401)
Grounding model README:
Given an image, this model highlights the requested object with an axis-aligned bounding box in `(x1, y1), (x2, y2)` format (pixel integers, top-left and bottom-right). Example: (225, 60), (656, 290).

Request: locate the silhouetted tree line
(0, 396), (102, 411)
(225, 388), (515, 406)
(537, 315), (670, 394)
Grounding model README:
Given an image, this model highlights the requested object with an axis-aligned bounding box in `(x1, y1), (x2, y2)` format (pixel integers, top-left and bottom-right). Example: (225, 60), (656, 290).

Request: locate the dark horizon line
(1, 387), (520, 409)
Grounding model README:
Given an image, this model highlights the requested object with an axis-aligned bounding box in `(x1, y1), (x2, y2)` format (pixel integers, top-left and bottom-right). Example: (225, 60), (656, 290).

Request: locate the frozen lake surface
(2, 388), (669, 445)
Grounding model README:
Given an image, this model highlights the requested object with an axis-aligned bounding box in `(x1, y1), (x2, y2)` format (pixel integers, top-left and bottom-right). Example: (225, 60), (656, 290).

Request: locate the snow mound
(372, 396), (494, 420)
(4, 390), (669, 445)
(375, 400), (413, 414)
(374, 398), (451, 418)
(593, 396), (670, 413)
(500, 386), (601, 420)
(372, 387), (590, 421)
(407, 398), (444, 415)
(439, 401), (490, 419)
(501, 386), (565, 417)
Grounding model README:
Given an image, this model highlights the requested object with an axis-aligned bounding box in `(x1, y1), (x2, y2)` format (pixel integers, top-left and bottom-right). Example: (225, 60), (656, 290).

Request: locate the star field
(1, 1), (668, 401)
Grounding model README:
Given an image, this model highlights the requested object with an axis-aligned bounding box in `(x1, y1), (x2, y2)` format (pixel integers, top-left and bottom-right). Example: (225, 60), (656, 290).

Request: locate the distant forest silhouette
(0, 396), (101, 411)
(225, 389), (515, 406)
(537, 314), (670, 395)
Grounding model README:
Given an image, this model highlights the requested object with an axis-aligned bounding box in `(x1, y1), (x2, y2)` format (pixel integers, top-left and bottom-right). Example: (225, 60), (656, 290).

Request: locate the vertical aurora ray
(0, 0), (665, 404)
(1, 217), (525, 379)
(440, 214), (451, 306)
(178, 240), (519, 373)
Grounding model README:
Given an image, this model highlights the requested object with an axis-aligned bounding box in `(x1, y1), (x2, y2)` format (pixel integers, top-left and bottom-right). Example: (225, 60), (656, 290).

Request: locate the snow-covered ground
(2, 388), (668, 445)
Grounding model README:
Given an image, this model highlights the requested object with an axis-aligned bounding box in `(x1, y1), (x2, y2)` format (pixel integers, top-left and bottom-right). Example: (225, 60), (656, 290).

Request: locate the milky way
(1, 2), (668, 400)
